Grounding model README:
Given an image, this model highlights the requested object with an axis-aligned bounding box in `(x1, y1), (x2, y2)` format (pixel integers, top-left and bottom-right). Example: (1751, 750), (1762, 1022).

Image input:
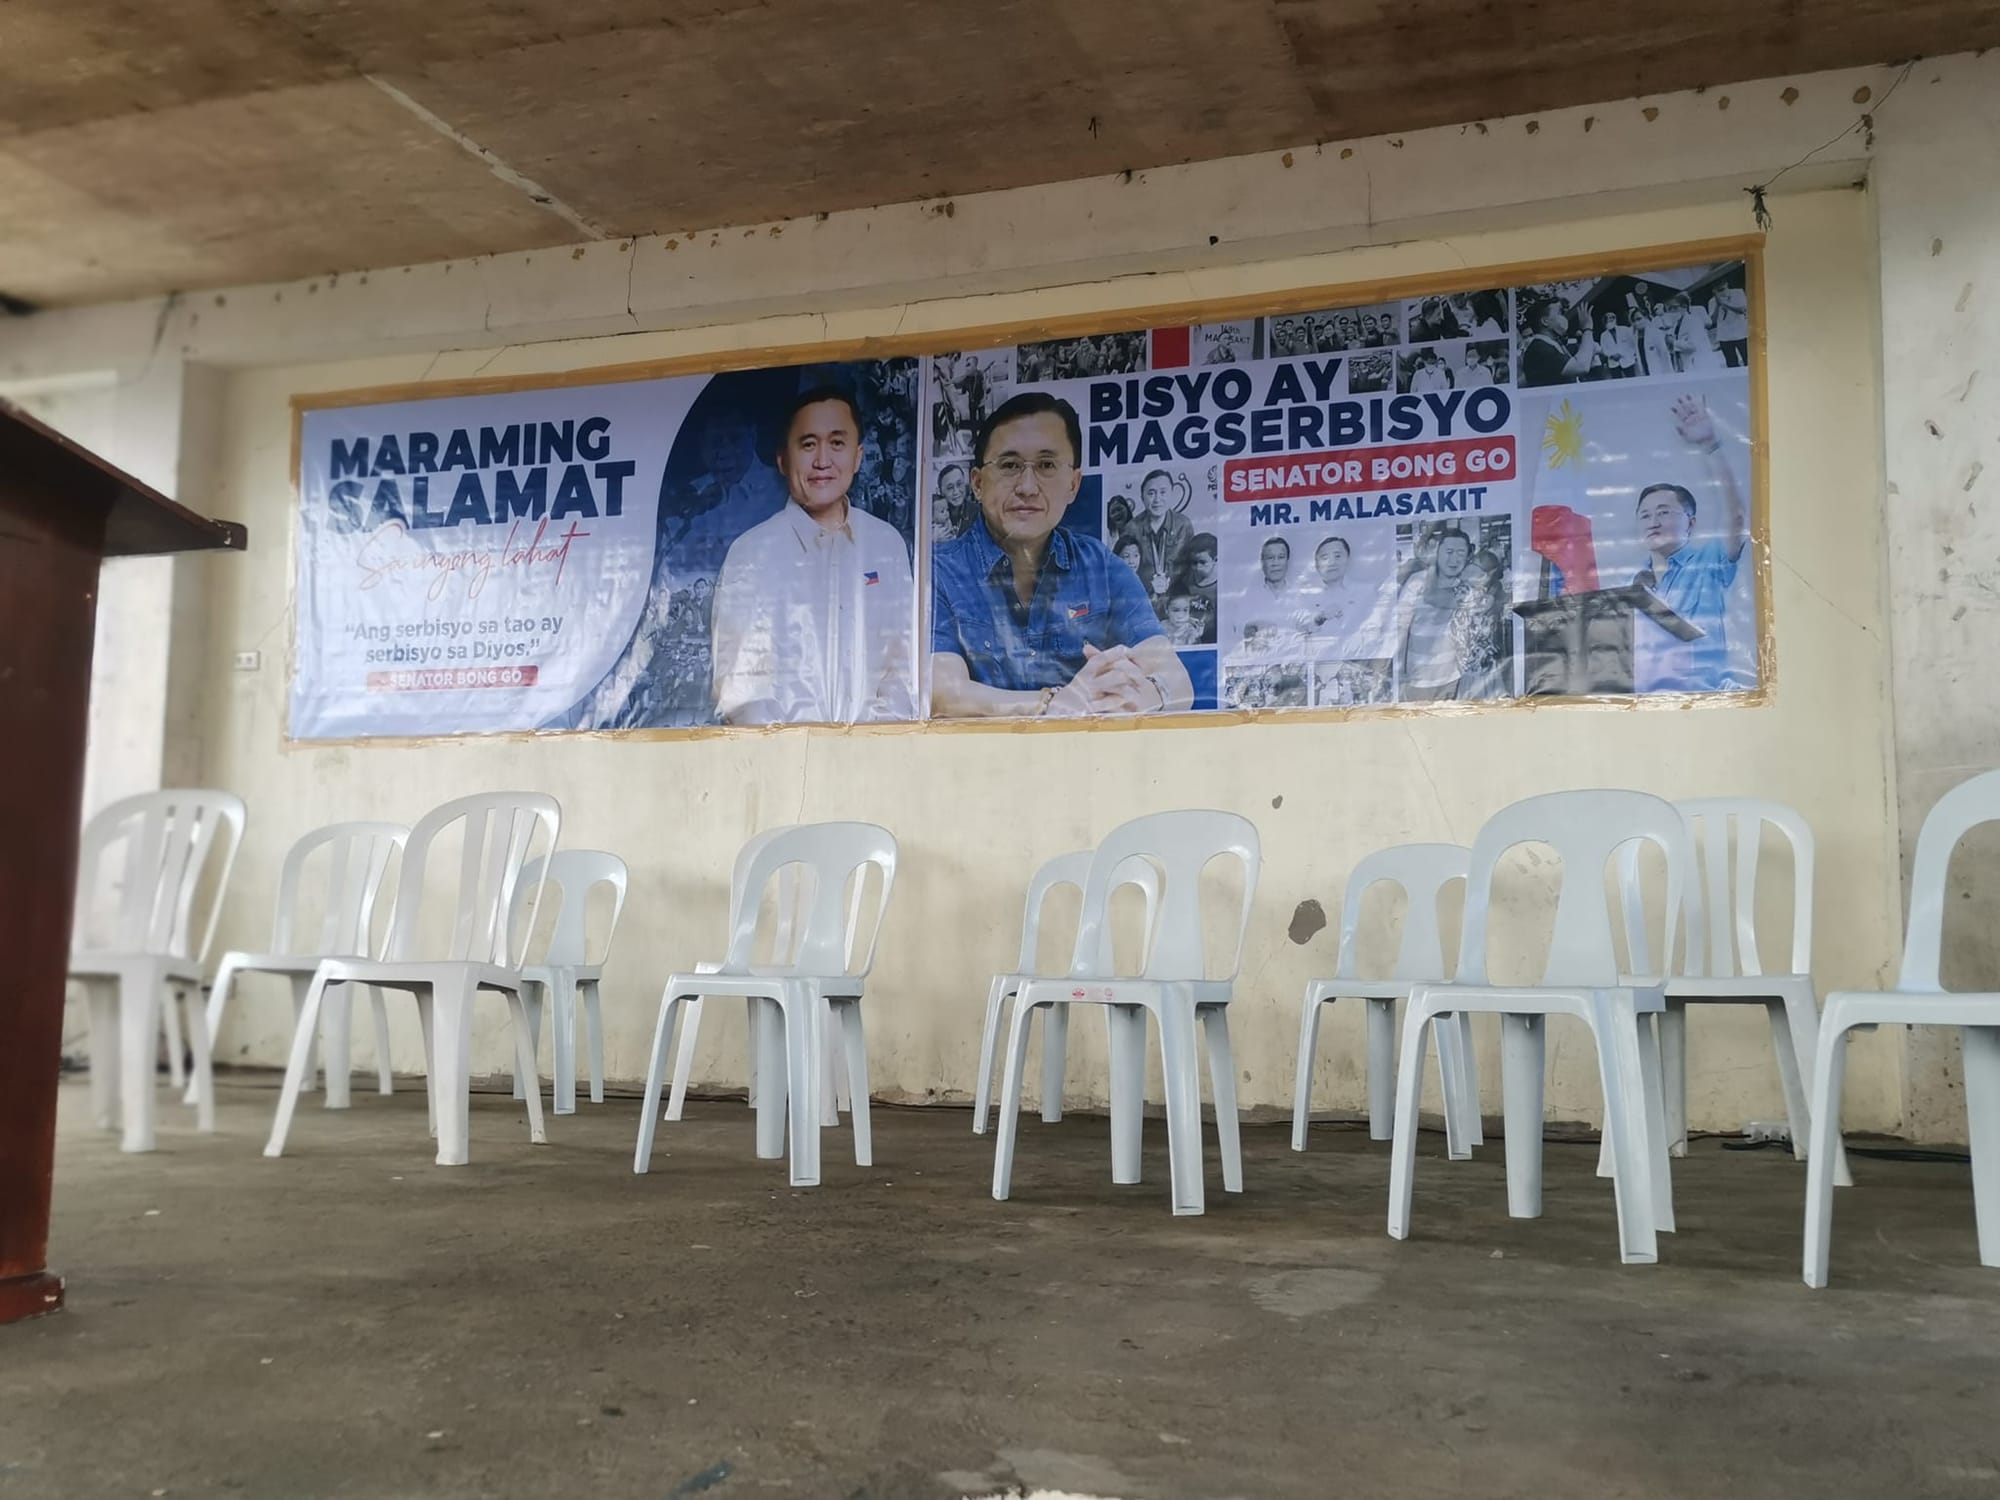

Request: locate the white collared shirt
(711, 499), (917, 724)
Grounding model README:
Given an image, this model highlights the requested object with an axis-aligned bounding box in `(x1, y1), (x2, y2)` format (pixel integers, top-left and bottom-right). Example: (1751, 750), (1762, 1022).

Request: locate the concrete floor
(3, 1079), (1998, 1500)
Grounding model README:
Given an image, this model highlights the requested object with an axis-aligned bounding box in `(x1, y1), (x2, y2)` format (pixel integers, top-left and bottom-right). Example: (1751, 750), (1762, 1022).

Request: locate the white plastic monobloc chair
(972, 848), (1161, 1135)
(193, 820), (406, 1110)
(509, 849), (629, 1115)
(664, 826), (861, 1128)
(69, 789), (246, 1152)
(1604, 798), (1850, 1185)
(1804, 769), (2000, 1287)
(635, 822), (898, 1187)
(992, 810), (1261, 1217)
(1388, 790), (1687, 1265)
(1292, 843), (1482, 1154)
(264, 792), (560, 1167)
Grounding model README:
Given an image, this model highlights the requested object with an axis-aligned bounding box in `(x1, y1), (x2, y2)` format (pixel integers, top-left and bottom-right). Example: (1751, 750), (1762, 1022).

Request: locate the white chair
(510, 850), (629, 1115)
(1606, 797), (1850, 1185)
(264, 792), (559, 1167)
(664, 826), (860, 1127)
(193, 820), (406, 1111)
(1388, 790), (1687, 1265)
(992, 810), (1261, 1217)
(635, 822), (898, 1187)
(69, 789), (245, 1152)
(972, 849), (1161, 1135)
(1804, 769), (2000, 1287)
(1292, 843), (1482, 1154)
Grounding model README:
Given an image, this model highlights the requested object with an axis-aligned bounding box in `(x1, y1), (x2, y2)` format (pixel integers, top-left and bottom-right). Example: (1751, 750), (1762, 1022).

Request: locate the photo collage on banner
(290, 251), (1759, 740)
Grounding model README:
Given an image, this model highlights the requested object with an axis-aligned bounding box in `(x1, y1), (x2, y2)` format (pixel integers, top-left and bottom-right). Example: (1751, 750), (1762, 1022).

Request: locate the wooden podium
(0, 399), (245, 1325)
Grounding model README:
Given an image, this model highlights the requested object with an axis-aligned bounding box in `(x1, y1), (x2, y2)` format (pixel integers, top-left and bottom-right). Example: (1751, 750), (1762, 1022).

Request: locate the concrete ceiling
(3, 0), (1998, 309)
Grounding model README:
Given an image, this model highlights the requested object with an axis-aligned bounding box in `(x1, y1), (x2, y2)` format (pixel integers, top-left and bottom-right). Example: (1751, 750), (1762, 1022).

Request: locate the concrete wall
(185, 186), (1904, 1133)
(10, 52), (1998, 1136)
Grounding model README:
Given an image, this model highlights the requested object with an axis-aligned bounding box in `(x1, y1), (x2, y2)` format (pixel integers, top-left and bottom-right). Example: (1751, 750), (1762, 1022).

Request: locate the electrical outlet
(232, 650), (261, 672)
(1743, 1119), (1792, 1143)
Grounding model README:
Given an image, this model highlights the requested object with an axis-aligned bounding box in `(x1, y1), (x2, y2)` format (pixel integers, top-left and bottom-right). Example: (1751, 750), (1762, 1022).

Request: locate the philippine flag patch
(863, 571), (880, 585)
(1067, 603), (1091, 619)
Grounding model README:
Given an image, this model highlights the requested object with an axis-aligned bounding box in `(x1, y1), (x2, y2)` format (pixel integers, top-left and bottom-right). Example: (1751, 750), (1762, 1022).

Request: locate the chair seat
(317, 958), (526, 990)
(69, 950), (202, 981)
(666, 968), (858, 1000)
(520, 962), (604, 986)
(1411, 980), (1666, 1014)
(1306, 975), (1414, 1003)
(1825, 989), (2000, 1028)
(224, 950), (369, 978)
(1666, 973), (1811, 1001)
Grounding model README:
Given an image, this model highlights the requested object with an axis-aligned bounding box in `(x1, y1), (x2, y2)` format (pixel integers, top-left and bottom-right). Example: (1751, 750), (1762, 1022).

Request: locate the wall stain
(1287, 899), (1327, 945)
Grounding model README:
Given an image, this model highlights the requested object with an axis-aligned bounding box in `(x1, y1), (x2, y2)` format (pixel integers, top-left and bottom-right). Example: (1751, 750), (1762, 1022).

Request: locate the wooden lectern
(0, 398), (245, 1325)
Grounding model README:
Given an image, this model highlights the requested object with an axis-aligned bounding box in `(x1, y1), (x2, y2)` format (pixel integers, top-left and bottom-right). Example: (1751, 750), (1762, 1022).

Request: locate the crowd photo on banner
(289, 253), (1760, 741)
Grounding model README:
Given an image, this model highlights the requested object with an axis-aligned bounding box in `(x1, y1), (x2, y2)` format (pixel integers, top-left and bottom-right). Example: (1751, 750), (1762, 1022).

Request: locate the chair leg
(583, 979), (605, 1105)
(666, 995), (705, 1122)
(781, 990), (822, 1188)
(1291, 990), (1326, 1152)
(819, 997), (843, 1129)
(187, 956), (244, 1105)
(264, 971), (334, 1158)
(513, 984), (542, 1102)
(835, 998), (872, 1168)
(322, 982), (354, 1110)
(368, 986), (395, 1095)
(506, 988), (548, 1145)
(1633, 1005), (1676, 1234)
(1107, 1003), (1146, 1186)
(180, 982), (215, 1133)
(1200, 1005), (1243, 1194)
(85, 981), (119, 1131)
(1157, 990), (1206, 1217)
(1456, 1012), (1485, 1148)
(1660, 1002), (1689, 1158)
(117, 961), (164, 1153)
(634, 990), (687, 1173)
(990, 997), (1041, 1201)
(1962, 1024), (2000, 1270)
(551, 975), (578, 1116)
(1802, 1010), (1855, 1288)
(1365, 996), (1396, 1142)
(974, 977), (1010, 1136)
(160, 970), (186, 1091)
(1386, 999), (1435, 1241)
(1500, 1013), (1545, 1220)
(1774, 984), (1853, 1187)
(288, 973), (320, 1095)
(1590, 995), (1660, 1266)
(415, 991), (437, 1137)
(1435, 1012), (1472, 1161)
(752, 996), (787, 1161)
(429, 975), (476, 1167)
(1040, 1004), (1071, 1123)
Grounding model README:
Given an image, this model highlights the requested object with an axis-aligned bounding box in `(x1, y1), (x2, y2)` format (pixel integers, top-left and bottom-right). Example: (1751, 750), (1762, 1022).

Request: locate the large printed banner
(292, 252), (1758, 739)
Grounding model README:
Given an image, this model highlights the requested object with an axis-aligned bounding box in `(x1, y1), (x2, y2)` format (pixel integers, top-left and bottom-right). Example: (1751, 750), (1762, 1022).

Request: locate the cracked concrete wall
(1876, 62), (2000, 1144)
(186, 187), (1906, 1134)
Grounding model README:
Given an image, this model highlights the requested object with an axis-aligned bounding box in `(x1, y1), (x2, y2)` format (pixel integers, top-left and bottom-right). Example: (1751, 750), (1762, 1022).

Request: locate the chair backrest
(1068, 810), (1261, 983)
(1899, 768), (2000, 992)
(1334, 843), (1470, 982)
(75, 789), (246, 961)
(1675, 798), (1813, 979)
(1016, 848), (1161, 975)
(269, 821), (408, 959)
(512, 849), (629, 967)
(723, 822), (898, 977)
(382, 792), (561, 966)
(1458, 789), (1689, 988)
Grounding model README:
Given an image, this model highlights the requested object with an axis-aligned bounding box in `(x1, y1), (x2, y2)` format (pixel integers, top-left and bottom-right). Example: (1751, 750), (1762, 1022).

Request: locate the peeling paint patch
(1781, 86), (1800, 105)
(1933, 238), (1945, 257)
(1287, 899), (1327, 945)
(1270, 794), (1283, 809)
(1853, 85), (1874, 104)
(1524, 120), (1540, 135)
(1965, 461), (1985, 492)
(1642, 106), (1660, 122)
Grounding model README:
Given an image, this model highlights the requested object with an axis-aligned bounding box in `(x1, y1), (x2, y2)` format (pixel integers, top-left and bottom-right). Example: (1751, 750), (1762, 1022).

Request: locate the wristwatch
(1035, 685), (1059, 715)
(1145, 674), (1170, 712)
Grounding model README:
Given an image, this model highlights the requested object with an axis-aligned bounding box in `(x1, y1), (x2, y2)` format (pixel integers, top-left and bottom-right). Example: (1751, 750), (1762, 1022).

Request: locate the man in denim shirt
(931, 392), (1194, 718)
(1632, 392), (1751, 692)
